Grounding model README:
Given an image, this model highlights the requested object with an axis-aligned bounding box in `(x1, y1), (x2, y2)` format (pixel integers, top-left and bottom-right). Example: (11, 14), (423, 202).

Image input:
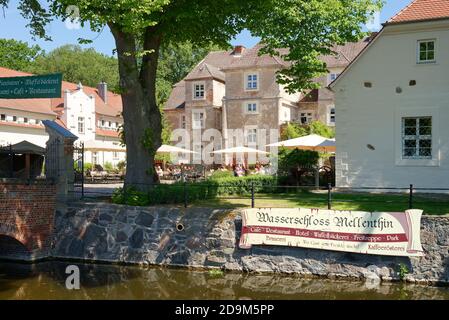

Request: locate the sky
(0, 0), (413, 57)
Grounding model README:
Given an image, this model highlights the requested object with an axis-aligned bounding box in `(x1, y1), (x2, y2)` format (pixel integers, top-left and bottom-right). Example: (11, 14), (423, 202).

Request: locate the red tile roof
(0, 120), (44, 130)
(388, 0), (449, 24)
(96, 128), (120, 138)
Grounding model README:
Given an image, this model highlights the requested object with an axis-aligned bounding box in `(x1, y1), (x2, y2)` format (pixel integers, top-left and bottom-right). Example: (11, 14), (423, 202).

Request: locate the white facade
(0, 107), (54, 147)
(332, 20), (449, 189)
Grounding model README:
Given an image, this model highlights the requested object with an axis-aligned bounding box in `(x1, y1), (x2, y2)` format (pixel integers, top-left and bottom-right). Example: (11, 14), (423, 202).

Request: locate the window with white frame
(113, 152), (119, 160)
(402, 117), (432, 159)
(78, 117), (85, 134)
(193, 82), (205, 99)
(0, 114), (5, 121)
(417, 39), (436, 63)
(300, 111), (314, 125)
(328, 73), (340, 85)
(328, 106), (336, 126)
(246, 128), (257, 144)
(246, 73), (258, 90)
(246, 102), (258, 113)
(192, 111), (205, 129)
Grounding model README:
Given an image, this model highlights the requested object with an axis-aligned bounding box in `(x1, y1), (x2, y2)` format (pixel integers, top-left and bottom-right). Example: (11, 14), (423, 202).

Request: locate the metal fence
(71, 181), (449, 214)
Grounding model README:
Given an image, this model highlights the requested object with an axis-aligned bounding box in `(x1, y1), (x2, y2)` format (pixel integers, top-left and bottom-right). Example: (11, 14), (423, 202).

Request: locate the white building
(330, 0), (449, 189)
(0, 67), (125, 167)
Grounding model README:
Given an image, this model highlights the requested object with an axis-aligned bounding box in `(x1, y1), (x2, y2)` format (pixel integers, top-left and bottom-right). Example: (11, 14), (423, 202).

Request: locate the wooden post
(25, 153), (30, 180)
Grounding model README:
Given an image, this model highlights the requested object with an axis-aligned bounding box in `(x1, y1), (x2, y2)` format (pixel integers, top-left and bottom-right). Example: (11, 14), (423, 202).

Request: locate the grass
(191, 191), (449, 215)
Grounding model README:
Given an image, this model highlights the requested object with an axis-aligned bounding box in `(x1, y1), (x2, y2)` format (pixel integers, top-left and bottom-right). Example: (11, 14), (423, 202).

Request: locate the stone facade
(53, 202), (449, 286)
(0, 180), (56, 261)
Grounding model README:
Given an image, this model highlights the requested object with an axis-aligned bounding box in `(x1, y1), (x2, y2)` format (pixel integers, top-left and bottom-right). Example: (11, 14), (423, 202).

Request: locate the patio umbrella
(267, 134), (336, 152)
(156, 144), (197, 154)
(211, 146), (269, 155)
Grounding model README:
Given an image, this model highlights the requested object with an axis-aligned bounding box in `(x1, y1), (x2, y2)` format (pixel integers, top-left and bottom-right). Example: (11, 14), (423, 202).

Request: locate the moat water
(1, 261), (449, 300)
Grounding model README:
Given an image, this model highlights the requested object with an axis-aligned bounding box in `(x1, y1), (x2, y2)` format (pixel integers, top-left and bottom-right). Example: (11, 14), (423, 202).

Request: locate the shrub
(117, 160), (126, 171)
(111, 175), (279, 206)
(104, 162), (114, 172)
(208, 170), (234, 180)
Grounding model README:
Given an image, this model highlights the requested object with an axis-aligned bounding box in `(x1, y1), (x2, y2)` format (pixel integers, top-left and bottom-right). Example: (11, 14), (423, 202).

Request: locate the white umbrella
(157, 144), (197, 154)
(211, 146), (269, 154)
(267, 134), (336, 152)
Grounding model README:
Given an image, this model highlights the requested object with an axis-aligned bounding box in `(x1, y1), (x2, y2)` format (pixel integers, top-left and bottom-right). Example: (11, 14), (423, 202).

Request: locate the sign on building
(0, 73), (62, 99)
(239, 208), (424, 257)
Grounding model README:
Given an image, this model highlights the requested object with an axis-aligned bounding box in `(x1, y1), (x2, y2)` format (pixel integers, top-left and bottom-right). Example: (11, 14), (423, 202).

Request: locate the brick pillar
(43, 121), (78, 202)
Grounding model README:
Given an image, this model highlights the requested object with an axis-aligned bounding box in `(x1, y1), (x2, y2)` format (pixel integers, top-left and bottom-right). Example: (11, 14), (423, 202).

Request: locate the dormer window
(193, 82), (205, 100)
(417, 39), (436, 64)
(245, 73), (258, 91)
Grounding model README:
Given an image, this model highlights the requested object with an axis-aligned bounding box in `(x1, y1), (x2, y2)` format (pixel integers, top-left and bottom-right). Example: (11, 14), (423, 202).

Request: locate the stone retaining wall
(53, 202), (449, 285)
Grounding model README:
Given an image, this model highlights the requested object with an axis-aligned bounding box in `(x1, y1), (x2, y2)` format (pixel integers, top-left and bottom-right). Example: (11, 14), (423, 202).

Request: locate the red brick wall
(0, 181), (56, 258)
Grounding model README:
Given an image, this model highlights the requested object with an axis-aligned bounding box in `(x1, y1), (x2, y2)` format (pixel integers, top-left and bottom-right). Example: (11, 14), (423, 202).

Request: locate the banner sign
(0, 73), (62, 99)
(239, 208), (424, 257)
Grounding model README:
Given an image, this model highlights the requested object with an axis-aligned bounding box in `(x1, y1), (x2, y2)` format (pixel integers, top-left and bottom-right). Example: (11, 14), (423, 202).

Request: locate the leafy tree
(0, 38), (43, 71)
(278, 148), (320, 185)
(281, 121), (335, 140)
(27, 45), (121, 92)
(6, 0), (382, 191)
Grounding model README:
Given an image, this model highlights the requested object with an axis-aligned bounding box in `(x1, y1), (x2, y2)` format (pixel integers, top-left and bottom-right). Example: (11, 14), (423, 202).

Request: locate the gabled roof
(185, 63), (225, 82)
(387, 0), (449, 25)
(0, 67), (122, 117)
(224, 43), (290, 70)
(321, 36), (374, 68)
(165, 81), (186, 110)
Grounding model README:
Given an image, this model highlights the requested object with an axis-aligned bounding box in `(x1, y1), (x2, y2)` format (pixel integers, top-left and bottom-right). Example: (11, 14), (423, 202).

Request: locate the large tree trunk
(109, 24), (162, 192)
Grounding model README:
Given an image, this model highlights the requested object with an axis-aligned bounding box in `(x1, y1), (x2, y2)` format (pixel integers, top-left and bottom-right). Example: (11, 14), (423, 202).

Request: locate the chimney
(98, 81), (108, 104)
(232, 45), (246, 56)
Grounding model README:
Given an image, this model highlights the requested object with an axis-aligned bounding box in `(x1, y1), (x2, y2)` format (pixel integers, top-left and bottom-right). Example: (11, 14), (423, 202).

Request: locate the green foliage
(111, 175), (278, 206)
(397, 263), (409, 281)
(26, 45), (121, 92)
(281, 121), (335, 140)
(117, 160), (126, 171)
(278, 148), (320, 173)
(308, 121), (335, 139)
(208, 170), (234, 180)
(83, 162), (93, 172)
(282, 123), (308, 140)
(0, 38), (43, 71)
(208, 269), (224, 277)
(104, 162), (114, 172)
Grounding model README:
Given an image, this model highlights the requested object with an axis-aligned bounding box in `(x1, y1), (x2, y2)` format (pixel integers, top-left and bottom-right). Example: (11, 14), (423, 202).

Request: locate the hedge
(111, 175), (279, 206)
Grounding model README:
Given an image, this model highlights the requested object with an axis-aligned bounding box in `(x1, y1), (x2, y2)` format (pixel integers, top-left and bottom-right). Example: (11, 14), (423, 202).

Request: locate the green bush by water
(111, 175), (279, 206)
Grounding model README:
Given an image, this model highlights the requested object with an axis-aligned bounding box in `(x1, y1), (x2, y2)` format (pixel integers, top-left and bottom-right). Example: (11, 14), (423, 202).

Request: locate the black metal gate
(73, 141), (84, 198)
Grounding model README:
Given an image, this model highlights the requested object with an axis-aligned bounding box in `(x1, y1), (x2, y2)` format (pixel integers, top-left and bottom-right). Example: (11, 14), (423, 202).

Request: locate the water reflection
(0, 261), (448, 300)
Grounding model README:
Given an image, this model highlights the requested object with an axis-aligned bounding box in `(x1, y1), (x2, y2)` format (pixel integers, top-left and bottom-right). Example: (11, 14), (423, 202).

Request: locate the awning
(211, 146), (269, 154)
(0, 140), (45, 155)
(267, 134), (336, 152)
(157, 144), (197, 154)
